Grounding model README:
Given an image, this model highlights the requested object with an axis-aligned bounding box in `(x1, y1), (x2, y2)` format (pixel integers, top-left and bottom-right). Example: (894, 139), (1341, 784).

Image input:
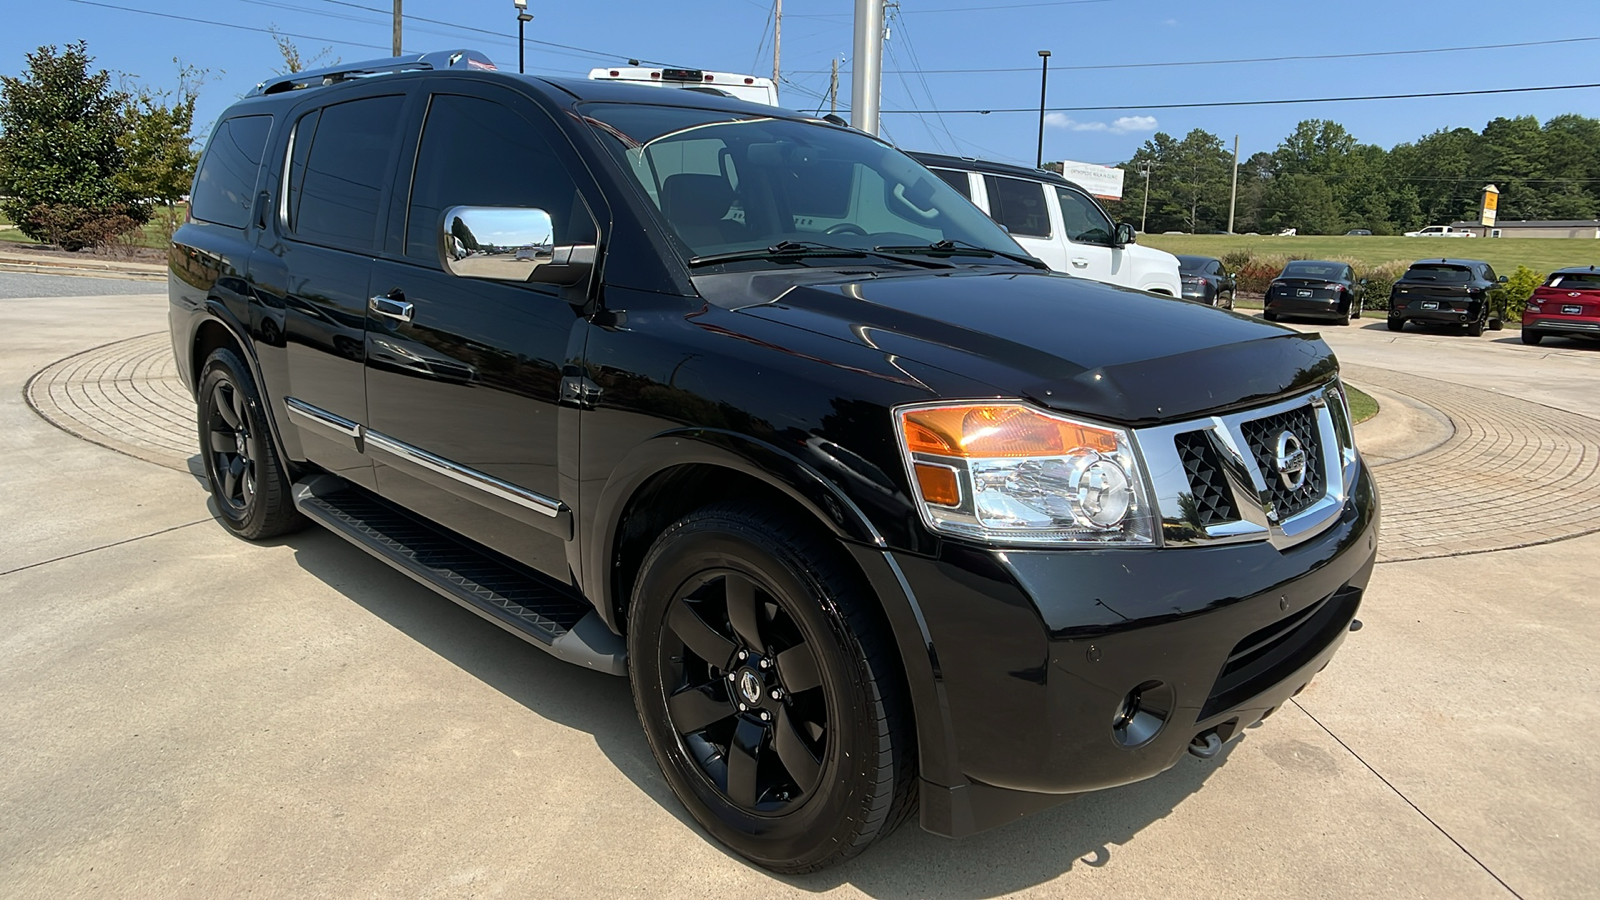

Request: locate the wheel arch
(590, 430), (963, 787)
(191, 303), (297, 472)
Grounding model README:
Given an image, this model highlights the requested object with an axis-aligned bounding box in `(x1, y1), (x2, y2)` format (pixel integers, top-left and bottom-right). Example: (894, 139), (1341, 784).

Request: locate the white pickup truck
(1404, 225), (1477, 238)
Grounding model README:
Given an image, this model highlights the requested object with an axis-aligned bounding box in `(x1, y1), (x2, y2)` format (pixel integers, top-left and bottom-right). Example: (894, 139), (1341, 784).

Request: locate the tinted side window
(930, 168), (971, 199)
(191, 115), (273, 229)
(294, 95), (405, 250)
(1482, 264), (1497, 282)
(1054, 187), (1113, 244)
(983, 175), (1051, 238)
(406, 94), (596, 260)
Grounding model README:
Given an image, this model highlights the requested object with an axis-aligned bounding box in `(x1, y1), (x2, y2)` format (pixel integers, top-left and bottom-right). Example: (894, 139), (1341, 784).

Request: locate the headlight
(894, 402), (1157, 546)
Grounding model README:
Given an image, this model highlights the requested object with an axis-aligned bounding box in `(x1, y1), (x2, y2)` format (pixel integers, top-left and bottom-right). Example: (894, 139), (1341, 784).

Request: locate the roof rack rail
(249, 49), (497, 97)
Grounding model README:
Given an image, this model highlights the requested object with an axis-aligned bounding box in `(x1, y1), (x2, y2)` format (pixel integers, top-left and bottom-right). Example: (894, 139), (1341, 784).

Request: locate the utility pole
(829, 57), (839, 115)
(1140, 164), (1153, 233)
(773, 0), (782, 85)
(1035, 50), (1051, 170)
(1227, 134), (1240, 235)
(850, 0), (884, 135)
(391, 0), (402, 55)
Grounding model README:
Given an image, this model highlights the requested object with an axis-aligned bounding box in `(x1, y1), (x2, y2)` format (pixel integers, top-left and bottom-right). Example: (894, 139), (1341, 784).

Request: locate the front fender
(585, 427), (965, 788)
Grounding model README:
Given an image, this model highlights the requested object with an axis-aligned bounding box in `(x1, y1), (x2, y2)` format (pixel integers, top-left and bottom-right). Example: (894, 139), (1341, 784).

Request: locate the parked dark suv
(169, 50), (1378, 873)
(1388, 258), (1507, 336)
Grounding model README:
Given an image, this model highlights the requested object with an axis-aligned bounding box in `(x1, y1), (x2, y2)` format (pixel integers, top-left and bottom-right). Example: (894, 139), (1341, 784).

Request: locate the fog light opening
(1112, 680), (1173, 748)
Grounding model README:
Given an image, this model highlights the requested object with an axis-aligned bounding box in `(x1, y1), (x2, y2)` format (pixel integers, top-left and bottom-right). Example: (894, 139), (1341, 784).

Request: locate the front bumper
(905, 461), (1379, 837)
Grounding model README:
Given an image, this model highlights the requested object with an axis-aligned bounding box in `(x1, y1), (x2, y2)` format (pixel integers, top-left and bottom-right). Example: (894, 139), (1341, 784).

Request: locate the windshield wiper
(872, 239), (1049, 270)
(689, 240), (954, 269)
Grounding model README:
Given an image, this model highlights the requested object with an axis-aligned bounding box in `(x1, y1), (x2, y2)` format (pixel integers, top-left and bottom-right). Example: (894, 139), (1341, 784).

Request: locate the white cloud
(1163, 18), (1179, 25)
(1045, 113), (1158, 134)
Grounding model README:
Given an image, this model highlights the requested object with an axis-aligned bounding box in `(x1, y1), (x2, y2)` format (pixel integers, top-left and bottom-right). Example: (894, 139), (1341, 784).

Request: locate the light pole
(1035, 50), (1051, 169)
(514, 0), (533, 73)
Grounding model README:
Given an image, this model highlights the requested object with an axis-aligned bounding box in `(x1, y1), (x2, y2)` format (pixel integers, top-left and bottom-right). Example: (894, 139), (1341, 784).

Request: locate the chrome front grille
(1135, 381), (1359, 550)
(1239, 405), (1325, 521)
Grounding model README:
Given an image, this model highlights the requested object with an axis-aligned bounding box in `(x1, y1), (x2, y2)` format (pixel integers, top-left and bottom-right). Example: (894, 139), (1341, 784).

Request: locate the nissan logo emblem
(738, 670), (763, 705)
(1274, 430), (1308, 491)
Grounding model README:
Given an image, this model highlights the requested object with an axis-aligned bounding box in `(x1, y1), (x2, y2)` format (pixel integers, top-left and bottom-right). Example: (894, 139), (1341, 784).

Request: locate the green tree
(0, 41), (137, 247)
(116, 62), (204, 237)
(1107, 128), (1231, 233)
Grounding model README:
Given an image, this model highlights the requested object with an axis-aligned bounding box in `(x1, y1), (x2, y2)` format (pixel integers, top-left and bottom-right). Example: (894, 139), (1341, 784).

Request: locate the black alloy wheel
(662, 570), (827, 813)
(628, 504), (915, 873)
(197, 348), (304, 540)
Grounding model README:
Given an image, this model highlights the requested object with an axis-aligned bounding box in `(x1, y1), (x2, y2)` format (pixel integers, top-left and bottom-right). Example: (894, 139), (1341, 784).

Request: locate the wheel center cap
(235, 434), (247, 456)
(737, 669), (764, 705)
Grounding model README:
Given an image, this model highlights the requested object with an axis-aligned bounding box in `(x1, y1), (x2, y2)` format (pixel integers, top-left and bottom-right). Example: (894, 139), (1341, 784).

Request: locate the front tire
(197, 348), (304, 540)
(628, 503), (915, 873)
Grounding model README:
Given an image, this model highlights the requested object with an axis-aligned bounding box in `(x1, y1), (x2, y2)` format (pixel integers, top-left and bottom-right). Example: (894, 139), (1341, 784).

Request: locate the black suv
(169, 50), (1378, 872)
(1387, 258), (1508, 336)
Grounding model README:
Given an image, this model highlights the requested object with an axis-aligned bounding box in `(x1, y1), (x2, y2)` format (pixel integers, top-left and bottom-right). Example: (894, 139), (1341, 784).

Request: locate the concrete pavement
(3, 277), (1597, 897)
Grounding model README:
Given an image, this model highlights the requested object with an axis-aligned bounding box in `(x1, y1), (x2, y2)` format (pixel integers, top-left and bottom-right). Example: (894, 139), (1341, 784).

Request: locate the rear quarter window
(190, 115), (273, 229)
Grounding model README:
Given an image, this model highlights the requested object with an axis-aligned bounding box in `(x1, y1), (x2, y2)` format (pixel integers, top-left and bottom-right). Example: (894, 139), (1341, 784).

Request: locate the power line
(878, 82), (1600, 115)
(791, 36), (1600, 75)
(62, 0), (396, 53)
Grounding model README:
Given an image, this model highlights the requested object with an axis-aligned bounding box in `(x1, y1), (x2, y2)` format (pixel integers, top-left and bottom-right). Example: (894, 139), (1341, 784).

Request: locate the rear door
(980, 174), (1070, 272)
(363, 80), (601, 580)
(262, 85), (415, 489)
(1051, 184), (1123, 286)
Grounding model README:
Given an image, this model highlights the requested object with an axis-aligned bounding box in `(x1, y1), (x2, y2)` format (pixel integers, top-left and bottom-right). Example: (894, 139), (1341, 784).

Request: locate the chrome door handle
(1070, 258), (1090, 268)
(369, 294), (414, 322)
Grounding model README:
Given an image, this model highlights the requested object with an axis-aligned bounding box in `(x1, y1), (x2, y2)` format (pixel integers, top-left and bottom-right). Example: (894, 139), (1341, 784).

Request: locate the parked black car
(169, 49), (1378, 873)
(1176, 254), (1236, 308)
(1264, 260), (1364, 324)
(1388, 258), (1507, 336)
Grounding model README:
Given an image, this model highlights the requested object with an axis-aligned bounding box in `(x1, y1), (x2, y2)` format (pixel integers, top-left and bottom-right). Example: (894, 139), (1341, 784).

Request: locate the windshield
(1405, 264), (1473, 283)
(1282, 262), (1343, 279)
(581, 103), (1027, 267)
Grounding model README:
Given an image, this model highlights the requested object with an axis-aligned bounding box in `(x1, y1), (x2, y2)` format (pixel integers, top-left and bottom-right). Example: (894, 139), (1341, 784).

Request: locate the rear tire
(1264, 311), (1279, 322)
(1467, 318), (1485, 337)
(628, 503), (916, 873)
(197, 348), (305, 540)
(1387, 318), (1404, 332)
(1522, 330), (1544, 346)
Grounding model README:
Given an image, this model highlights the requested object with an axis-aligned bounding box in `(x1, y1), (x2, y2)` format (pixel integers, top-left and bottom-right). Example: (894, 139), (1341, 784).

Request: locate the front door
(364, 83), (601, 581)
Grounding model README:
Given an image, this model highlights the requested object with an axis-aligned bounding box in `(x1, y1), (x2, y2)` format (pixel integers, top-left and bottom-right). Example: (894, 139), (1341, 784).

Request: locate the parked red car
(1523, 266), (1600, 345)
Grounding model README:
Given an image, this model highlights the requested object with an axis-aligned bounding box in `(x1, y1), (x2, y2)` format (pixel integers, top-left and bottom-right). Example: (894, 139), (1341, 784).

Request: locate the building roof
(1449, 219), (1600, 228)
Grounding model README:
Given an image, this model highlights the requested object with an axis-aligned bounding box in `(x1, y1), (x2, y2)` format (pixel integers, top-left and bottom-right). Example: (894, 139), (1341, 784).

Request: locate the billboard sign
(1060, 160), (1125, 201)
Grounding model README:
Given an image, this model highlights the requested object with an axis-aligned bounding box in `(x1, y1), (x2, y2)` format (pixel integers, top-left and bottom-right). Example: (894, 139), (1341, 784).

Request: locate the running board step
(293, 475), (626, 675)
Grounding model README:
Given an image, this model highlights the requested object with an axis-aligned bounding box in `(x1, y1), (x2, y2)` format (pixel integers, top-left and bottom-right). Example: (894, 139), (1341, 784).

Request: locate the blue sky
(9, 0), (1598, 171)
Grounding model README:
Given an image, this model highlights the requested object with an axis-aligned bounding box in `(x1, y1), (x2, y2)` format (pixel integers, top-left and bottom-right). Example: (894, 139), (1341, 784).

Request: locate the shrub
(1491, 265), (1543, 319)
(23, 203), (140, 251)
(1234, 254), (1290, 294)
(1220, 248), (1253, 271)
(1354, 260), (1410, 312)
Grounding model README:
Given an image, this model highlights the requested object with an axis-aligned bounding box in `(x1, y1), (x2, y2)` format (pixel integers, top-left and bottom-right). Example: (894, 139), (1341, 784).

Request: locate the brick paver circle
(25, 334), (1600, 563)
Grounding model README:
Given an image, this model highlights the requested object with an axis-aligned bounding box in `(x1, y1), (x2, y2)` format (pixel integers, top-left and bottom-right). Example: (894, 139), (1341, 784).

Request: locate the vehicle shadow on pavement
(788, 744), (1237, 897)
(269, 519), (1239, 894)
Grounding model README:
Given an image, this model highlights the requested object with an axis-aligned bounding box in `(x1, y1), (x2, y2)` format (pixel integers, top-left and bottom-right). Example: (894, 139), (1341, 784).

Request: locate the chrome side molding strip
(285, 397), (363, 442)
(363, 429), (563, 518)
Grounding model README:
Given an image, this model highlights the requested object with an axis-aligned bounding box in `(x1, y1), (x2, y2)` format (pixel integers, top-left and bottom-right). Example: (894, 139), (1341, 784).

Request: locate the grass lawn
(1140, 234), (1600, 276)
(1346, 385), (1378, 425)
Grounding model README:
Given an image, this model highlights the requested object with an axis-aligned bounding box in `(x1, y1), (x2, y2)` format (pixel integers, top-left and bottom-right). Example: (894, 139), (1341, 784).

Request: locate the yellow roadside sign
(1481, 184), (1499, 227)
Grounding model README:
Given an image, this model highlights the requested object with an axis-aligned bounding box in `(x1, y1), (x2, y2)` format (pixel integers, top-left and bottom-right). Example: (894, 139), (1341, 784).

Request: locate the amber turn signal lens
(900, 404), (1118, 458)
(914, 463), (961, 507)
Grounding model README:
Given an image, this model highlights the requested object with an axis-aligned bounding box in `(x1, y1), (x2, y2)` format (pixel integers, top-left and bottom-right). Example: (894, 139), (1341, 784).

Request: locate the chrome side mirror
(440, 206), (593, 285)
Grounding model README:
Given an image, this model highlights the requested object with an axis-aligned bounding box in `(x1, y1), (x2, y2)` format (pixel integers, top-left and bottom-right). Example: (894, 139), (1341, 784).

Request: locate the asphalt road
(0, 271), (163, 299)
(2, 273), (1596, 898)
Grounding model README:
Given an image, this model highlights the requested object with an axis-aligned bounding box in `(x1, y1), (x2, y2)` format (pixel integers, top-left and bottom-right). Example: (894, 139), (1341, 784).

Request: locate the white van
(911, 152), (1181, 296)
(587, 66), (779, 106)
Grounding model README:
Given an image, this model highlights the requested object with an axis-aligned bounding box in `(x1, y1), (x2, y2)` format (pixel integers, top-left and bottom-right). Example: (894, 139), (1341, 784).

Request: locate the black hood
(727, 269), (1337, 426)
